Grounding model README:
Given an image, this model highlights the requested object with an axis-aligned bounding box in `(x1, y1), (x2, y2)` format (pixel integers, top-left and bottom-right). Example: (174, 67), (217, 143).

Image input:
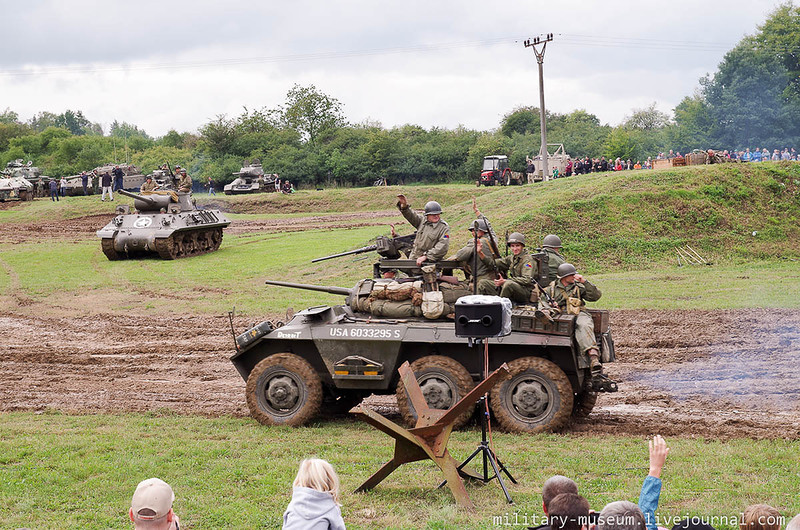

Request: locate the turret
(116, 189), (173, 212)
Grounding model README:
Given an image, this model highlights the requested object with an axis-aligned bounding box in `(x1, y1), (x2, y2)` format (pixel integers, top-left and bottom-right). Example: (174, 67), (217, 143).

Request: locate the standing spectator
(129, 477), (180, 530)
(283, 459), (345, 530)
(101, 172), (113, 201)
(762, 148), (770, 161)
(526, 156), (537, 184)
(81, 171), (89, 195)
(59, 176), (67, 197)
(782, 148), (791, 160)
(207, 177), (216, 195)
(742, 148), (752, 162)
(752, 148), (762, 162)
(49, 178), (59, 202)
(772, 149), (780, 161)
(112, 165), (125, 191)
(565, 158), (573, 176)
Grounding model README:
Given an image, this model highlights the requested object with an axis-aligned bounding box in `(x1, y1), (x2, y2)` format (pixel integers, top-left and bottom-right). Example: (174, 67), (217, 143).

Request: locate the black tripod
(437, 339), (517, 504)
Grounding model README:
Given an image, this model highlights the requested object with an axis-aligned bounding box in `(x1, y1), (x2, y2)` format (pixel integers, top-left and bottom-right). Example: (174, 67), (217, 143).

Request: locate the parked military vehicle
(92, 163), (146, 191)
(62, 173), (97, 196)
(2, 159), (48, 198)
(0, 175), (34, 201)
(531, 144), (571, 181)
(96, 189), (231, 260)
(230, 258), (617, 433)
(223, 160), (277, 194)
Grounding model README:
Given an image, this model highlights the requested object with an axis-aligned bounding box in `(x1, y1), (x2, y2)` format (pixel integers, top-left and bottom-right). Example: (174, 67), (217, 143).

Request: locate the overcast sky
(0, 0), (787, 137)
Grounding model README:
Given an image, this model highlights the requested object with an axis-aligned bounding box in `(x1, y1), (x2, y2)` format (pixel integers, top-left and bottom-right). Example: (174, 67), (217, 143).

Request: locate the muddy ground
(2, 212), (800, 439)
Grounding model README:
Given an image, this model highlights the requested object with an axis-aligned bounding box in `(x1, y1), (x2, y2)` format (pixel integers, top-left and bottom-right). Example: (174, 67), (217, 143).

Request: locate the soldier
(176, 169), (192, 193)
(545, 263), (602, 373)
(140, 175), (157, 193)
(487, 232), (537, 304)
(396, 194), (449, 267)
(454, 218), (496, 294)
(542, 234), (566, 284)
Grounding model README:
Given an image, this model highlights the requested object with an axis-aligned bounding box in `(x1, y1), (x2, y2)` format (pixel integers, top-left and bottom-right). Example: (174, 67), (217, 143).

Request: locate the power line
(3, 32), (792, 78)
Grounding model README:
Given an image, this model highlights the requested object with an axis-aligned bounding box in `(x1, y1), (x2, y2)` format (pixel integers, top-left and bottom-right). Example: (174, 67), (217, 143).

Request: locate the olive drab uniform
(546, 279), (602, 368)
(176, 173), (192, 193)
(543, 247), (566, 284)
(140, 180), (157, 192)
(399, 205), (449, 262)
(454, 236), (496, 295)
(494, 248), (538, 304)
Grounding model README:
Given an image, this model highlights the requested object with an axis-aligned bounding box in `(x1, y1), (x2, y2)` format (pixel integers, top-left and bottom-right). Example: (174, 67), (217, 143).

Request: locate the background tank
(2, 159), (48, 199)
(223, 159), (277, 194)
(229, 274), (617, 433)
(96, 189), (231, 260)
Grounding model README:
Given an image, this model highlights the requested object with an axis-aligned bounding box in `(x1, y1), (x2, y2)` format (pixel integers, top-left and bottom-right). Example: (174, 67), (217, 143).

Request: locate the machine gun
(312, 233), (416, 263)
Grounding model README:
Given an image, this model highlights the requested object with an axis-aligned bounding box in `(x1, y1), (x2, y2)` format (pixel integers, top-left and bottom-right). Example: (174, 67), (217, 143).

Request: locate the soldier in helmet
(484, 232), (538, 304)
(140, 175), (157, 193)
(395, 194), (449, 267)
(545, 263), (603, 373)
(176, 169), (192, 193)
(542, 234), (566, 284)
(453, 218), (496, 294)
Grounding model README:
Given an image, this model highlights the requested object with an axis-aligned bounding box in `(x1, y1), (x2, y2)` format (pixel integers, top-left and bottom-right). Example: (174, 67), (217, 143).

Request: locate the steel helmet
(507, 232), (526, 246)
(543, 234), (562, 248)
(557, 263), (578, 279)
(468, 219), (489, 232)
(424, 201), (442, 215)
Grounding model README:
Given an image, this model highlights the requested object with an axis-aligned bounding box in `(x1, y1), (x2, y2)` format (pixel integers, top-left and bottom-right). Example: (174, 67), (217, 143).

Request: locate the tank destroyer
(96, 189), (231, 260)
(223, 159), (277, 194)
(92, 163), (146, 191)
(230, 257), (618, 433)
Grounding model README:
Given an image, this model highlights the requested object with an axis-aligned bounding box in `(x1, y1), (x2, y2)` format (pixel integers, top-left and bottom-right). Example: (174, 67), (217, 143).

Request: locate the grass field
(2, 167), (800, 528)
(1, 412), (798, 529)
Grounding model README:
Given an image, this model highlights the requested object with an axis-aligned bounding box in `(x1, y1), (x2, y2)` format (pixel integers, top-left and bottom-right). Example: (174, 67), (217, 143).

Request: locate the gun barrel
(311, 244), (378, 263)
(265, 280), (353, 296)
(117, 188), (158, 205)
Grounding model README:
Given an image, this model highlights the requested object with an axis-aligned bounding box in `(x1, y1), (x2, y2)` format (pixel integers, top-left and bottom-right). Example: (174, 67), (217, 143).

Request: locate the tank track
(154, 227), (223, 259)
(101, 238), (122, 260)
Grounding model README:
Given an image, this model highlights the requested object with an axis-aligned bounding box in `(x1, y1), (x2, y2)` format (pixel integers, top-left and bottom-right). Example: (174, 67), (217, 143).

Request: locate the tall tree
(280, 84), (346, 145)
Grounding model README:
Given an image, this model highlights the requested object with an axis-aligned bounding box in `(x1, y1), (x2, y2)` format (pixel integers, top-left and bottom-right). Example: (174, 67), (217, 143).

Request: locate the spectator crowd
(124, 436), (798, 530)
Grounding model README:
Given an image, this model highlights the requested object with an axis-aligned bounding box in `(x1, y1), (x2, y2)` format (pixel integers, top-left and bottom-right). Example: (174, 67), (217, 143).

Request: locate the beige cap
(131, 478), (174, 520)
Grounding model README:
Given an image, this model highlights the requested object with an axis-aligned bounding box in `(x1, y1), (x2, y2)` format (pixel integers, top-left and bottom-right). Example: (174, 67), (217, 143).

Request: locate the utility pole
(524, 33), (553, 181)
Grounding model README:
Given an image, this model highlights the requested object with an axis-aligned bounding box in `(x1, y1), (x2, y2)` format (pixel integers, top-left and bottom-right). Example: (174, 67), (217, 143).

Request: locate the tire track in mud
(1, 306), (799, 439)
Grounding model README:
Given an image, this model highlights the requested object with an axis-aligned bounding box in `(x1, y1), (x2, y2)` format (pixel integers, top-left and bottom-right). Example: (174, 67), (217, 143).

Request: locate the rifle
(312, 233), (416, 263)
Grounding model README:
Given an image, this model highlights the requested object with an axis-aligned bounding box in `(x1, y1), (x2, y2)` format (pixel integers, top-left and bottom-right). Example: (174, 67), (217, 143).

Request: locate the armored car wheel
(396, 355), (474, 429)
(246, 353), (322, 426)
(489, 356), (573, 433)
(572, 391), (598, 419)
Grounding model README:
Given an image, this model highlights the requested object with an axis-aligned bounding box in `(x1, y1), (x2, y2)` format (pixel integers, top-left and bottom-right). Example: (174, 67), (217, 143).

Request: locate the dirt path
(1, 303), (799, 439)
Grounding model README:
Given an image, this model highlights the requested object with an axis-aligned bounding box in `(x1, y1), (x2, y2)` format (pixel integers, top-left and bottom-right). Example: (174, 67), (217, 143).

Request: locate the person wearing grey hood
(282, 459), (346, 530)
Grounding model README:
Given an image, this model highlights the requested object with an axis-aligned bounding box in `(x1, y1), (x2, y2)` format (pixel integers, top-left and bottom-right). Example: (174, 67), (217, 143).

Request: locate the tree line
(2, 4), (800, 187)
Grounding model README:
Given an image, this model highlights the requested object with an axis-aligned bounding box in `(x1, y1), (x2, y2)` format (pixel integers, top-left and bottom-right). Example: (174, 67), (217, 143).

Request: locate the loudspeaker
(455, 295), (512, 338)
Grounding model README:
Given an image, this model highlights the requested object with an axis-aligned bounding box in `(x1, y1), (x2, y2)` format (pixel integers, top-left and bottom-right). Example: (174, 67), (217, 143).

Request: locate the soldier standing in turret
(542, 234), (566, 284)
(395, 194), (449, 267)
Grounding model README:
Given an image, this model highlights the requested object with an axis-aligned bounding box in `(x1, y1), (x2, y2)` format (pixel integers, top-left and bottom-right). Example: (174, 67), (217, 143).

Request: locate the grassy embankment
(1, 412), (798, 530)
(1, 162), (799, 315)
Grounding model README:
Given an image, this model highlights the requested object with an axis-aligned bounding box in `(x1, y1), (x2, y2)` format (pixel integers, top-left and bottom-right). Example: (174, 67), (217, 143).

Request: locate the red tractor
(477, 155), (512, 186)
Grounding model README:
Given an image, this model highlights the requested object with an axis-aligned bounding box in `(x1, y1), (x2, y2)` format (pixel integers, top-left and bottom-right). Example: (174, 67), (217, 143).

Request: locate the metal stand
(437, 395), (517, 503)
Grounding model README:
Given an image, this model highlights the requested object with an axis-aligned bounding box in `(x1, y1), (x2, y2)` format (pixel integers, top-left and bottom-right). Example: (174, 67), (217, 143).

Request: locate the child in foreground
(282, 458), (346, 530)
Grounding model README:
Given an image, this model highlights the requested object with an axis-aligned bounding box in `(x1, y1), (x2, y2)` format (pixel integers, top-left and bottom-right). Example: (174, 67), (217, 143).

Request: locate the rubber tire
(396, 355), (474, 429)
(489, 356), (573, 433)
(572, 391), (598, 419)
(246, 353), (322, 426)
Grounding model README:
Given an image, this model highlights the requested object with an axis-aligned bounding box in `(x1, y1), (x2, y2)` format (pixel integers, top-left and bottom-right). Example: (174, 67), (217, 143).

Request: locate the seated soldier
(482, 232), (538, 305)
(140, 175), (157, 193)
(453, 218), (496, 295)
(176, 169), (192, 193)
(544, 263), (603, 373)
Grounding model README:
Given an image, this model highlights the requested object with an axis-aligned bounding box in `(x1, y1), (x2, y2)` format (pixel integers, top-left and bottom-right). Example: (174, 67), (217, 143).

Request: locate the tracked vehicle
(96, 189), (230, 260)
(223, 159), (277, 194)
(230, 258), (617, 433)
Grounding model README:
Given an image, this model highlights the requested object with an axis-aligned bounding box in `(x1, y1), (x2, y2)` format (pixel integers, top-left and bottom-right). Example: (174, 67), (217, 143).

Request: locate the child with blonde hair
(282, 459), (345, 529)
